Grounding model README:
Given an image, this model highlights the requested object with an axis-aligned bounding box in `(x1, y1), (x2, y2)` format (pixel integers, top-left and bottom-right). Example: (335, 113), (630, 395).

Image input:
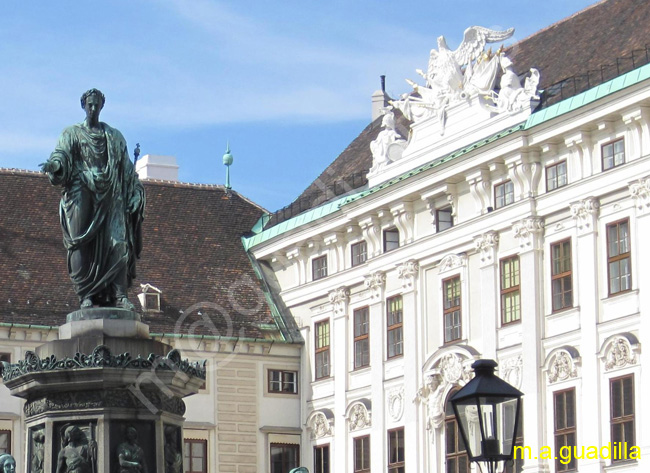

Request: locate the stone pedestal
(1, 309), (205, 473)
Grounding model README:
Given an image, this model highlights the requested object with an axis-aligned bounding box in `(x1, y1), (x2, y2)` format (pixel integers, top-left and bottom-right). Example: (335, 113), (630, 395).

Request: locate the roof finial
(223, 141), (233, 190)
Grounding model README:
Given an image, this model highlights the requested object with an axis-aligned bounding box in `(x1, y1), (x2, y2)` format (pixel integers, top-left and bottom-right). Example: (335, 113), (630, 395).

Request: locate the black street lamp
(450, 359), (523, 473)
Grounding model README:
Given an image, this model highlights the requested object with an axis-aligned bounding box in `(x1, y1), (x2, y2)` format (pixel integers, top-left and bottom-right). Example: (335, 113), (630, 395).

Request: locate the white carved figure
(392, 26), (515, 126)
(368, 109), (407, 176)
(488, 55), (540, 112)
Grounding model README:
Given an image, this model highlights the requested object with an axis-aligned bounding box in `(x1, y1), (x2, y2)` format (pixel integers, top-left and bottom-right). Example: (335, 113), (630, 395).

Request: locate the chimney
(371, 75), (389, 122)
(135, 154), (179, 181)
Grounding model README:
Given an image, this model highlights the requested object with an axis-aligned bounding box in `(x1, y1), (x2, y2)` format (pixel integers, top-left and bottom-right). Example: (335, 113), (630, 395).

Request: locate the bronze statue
(41, 89), (145, 310)
(56, 426), (95, 473)
(117, 426), (147, 473)
(31, 430), (45, 473)
(163, 426), (182, 473)
(0, 454), (16, 473)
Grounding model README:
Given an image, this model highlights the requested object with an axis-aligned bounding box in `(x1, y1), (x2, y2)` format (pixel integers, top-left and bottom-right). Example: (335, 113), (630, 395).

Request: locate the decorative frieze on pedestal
(629, 176), (650, 212)
(570, 197), (599, 233)
(364, 271), (386, 299)
(328, 286), (350, 315)
(513, 217), (544, 250)
(474, 231), (499, 266)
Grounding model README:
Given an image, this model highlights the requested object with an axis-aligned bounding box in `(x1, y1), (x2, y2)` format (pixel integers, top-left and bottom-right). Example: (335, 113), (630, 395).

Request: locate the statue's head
(164, 425), (178, 442)
(80, 89), (106, 111)
(0, 454), (16, 473)
(64, 425), (82, 444)
(126, 426), (138, 442)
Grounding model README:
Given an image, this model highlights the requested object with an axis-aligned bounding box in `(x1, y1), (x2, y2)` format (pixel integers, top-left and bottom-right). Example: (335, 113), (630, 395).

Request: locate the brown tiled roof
(290, 0), (650, 214)
(0, 169), (296, 341)
(508, 0), (650, 91)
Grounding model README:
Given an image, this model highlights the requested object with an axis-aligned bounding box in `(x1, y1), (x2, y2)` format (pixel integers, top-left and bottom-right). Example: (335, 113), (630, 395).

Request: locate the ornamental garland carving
(388, 388), (405, 422)
(1, 345), (206, 383)
(348, 403), (372, 431)
(604, 337), (637, 371)
(438, 253), (467, 274)
(24, 389), (186, 418)
(547, 350), (579, 383)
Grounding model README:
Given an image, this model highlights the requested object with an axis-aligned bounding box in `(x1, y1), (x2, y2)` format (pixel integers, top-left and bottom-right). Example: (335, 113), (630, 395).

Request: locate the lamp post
(450, 359), (523, 473)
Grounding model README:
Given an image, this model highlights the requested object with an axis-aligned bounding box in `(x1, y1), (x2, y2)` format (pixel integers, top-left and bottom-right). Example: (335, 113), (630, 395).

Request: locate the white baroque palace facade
(245, 33), (650, 473)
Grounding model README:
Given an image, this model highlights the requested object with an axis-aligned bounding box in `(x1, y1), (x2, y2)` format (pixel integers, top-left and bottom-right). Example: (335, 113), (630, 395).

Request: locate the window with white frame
(270, 444), (299, 473)
(387, 428), (405, 473)
(500, 255), (520, 324)
(551, 239), (573, 311)
(610, 374), (635, 462)
(436, 207), (453, 232)
(443, 276), (462, 343)
(315, 320), (330, 379)
(383, 228), (399, 252)
(268, 369), (298, 394)
(314, 444), (330, 473)
(554, 388), (577, 472)
(386, 296), (403, 358)
(184, 438), (207, 473)
(351, 240), (368, 267)
(354, 435), (370, 473)
(353, 307), (370, 369)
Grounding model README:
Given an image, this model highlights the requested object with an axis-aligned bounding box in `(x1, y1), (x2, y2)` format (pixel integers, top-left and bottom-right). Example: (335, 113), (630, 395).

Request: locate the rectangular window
(353, 307), (370, 369)
(384, 228), (400, 252)
(554, 388), (577, 472)
(351, 241), (368, 267)
(312, 255), (328, 281)
(610, 375), (635, 462)
(388, 428), (405, 473)
(387, 296), (403, 359)
(500, 256), (521, 324)
(183, 439), (207, 473)
(551, 239), (573, 311)
(443, 277), (462, 343)
(546, 161), (568, 191)
(354, 435), (370, 473)
(268, 370), (298, 394)
(270, 444), (299, 473)
(314, 444), (330, 473)
(602, 139), (625, 170)
(315, 320), (330, 379)
(436, 207), (453, 232)
(495, 181), (515, 209)
(607, 219), (631, 295)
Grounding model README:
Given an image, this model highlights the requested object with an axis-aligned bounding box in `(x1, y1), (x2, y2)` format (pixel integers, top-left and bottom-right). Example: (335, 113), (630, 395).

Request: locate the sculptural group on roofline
(41, 89), (145, 311)
(391, 26), (540, 125)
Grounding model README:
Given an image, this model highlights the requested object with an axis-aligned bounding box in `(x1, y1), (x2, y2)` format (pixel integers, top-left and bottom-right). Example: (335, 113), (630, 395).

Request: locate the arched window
(445, 391), (469, 473)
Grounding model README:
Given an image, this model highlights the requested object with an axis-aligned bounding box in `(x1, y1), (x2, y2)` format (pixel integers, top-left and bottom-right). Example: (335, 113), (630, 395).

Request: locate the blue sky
(0, 0), (597, 212)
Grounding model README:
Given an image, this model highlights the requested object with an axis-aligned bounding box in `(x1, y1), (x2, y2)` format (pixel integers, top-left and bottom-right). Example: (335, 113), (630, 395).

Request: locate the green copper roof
(244, 62), (650, 250)
(525, 62), (650, 129)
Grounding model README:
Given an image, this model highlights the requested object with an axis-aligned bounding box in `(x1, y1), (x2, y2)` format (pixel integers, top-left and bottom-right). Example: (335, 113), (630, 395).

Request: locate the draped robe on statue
(46, 122), (145, 305)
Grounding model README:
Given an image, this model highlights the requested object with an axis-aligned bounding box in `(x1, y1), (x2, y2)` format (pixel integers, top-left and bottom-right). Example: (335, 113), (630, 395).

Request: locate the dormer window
(138, 283), (162, 312)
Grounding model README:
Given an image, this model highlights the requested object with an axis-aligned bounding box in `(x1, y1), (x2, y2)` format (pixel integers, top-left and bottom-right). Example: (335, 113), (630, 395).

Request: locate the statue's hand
(128, 193), (141, 213)
(40, 160), (61, 174)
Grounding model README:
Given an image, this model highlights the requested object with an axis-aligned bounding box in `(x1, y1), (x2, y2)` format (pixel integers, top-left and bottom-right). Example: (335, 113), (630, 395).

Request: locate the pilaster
(474, 231), (499, 358)
(571, 196), (602, 473)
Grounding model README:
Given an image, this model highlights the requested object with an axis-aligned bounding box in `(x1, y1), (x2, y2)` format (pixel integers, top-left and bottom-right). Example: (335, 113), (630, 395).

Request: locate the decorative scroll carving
(499, 355), (523, 390)
(2, 345), (206, 383)
(438, 253), (467, 274)
(547, 349), (579, 383)
(397, 259), (419, 288)
(513, 217), (544, 249)
(629, 177), (650, 212)
(328, 287), (350, 315)
(24, 389), (186, 418)
(364, 271), (386, 299)
(604, 337), (637, 371)
(570, 197), (599, 231)
(348, 403), (372, 431)
(474, 231), (499, 265)
(388, 388), (405, 422)
(308, 411), (334, 439)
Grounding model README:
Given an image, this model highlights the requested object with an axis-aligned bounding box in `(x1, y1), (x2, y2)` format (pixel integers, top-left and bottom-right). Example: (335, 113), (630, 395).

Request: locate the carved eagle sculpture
(422, 26), (515, 94)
